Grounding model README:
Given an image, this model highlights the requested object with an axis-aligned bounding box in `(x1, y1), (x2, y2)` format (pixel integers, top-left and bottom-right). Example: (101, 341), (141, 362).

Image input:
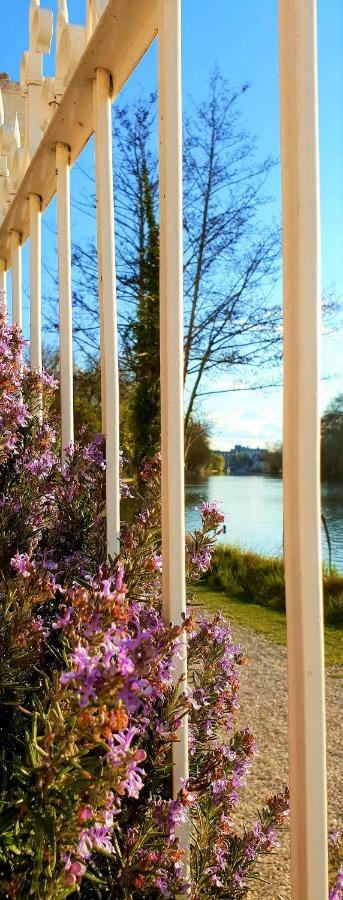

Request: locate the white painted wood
(56, 0), (69, 52)
(29, 193), (42, 370)
(158, 0), (189, 858)
(10, 230), (22, 329)
(92, 77), (106, 434)
(87, 0), (108, 42)
(0, 259), (6, 300)
(29, 192), (42, 421)
(56, 141), (74, 460)
(86, 0), (98, 42)
(0, 0), (158, 266)
(279, 2), (328, 898)
(20, 1), (53, 168)
(94, 68), (120, 557)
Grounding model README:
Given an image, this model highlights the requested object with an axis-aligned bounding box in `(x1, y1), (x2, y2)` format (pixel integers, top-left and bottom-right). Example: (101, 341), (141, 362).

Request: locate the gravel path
(225, 623), (342, 899)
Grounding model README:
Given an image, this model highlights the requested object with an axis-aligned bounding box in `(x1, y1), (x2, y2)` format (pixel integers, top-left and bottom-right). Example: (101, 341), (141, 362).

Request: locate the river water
(185, 475), (343, 573)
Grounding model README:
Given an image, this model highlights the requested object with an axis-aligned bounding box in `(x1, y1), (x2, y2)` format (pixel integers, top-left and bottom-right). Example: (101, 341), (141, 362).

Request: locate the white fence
(0, 1), (328, 896)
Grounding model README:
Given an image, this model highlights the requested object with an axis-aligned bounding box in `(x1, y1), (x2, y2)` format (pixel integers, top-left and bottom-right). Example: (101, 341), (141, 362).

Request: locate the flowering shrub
(0, 299), (335, 898)
(329, 831), (343, 900)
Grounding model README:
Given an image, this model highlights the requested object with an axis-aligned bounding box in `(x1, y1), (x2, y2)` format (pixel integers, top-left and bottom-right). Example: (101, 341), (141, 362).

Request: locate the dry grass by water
(193, 584), (343, 669)
(205, 544), (343, 628)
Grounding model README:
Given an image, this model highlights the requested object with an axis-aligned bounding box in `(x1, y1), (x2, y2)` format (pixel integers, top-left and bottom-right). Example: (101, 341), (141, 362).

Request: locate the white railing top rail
(0, 0), (157, 265)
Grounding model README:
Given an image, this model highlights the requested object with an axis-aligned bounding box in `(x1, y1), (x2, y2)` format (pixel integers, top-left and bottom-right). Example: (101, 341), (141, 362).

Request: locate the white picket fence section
(0, 1), (328, 896)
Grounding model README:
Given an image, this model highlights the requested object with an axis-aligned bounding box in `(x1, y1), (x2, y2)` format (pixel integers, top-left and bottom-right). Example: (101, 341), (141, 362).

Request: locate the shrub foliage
(206, 545), (343, 626)
(0, 303), (341, 898)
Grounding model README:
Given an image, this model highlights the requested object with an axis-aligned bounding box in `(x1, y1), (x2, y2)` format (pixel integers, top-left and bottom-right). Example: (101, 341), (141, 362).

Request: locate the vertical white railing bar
(10, 230), (22, 329)
(56, 141), (74, 461)
(93, 78), (107, 435)
(29, 194), (42, 370)
(158, 0), (189, 861)
(94, 68), (120, 558)
(29, 193), (43, 420)
(279, 2), (328, 898)
(0, 259), (6, 299)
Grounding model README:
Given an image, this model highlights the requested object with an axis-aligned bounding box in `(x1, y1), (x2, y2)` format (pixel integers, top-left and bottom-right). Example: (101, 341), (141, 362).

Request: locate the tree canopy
(45, 72), (281, 462)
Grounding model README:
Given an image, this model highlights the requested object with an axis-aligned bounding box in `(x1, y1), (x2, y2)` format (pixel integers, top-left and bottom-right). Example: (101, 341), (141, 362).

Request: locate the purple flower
(252, 821), (263, 839)
(25, 449), (55, 476)
(330, 867), (343, 899)
(78, 823), (114, 859)
(265, 825), (280, 850)
(149, 553), (162, 572)
(53, 606), (73, 629)
(41, 370), (58, 389)
(82, 436), (105, 469)
(198, 500), (225, 529)
(212, 778), (228, 799)
(62, 854), (86, 886)
(100, 577), (115, 598)
(10, 551), (31, 578)
(120, 760), (145, 799)
(60, 643), (101, 707)
(117, 647), (135, 676)
(115, 564), (125, 590)
(155, 877), (171, 897)
(234, 868), (245, 888)
(191, 547), (212, 573)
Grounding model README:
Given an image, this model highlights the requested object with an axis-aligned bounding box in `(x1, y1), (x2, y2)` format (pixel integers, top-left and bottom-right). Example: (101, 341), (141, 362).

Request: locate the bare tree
(44, 72), (282, 442)
(182, 72), (280, 432)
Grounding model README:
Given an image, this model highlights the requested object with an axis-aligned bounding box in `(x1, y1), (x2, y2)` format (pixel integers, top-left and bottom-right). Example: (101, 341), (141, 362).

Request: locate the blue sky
(1, 0), (342, 448)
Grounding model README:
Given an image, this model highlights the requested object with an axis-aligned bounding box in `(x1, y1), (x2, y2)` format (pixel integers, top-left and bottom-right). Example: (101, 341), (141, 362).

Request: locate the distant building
(212, 445), (266, 474)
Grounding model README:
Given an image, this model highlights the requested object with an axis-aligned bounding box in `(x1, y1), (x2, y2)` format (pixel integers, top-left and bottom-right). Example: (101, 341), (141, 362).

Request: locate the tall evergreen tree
(130, 162), (160, 464)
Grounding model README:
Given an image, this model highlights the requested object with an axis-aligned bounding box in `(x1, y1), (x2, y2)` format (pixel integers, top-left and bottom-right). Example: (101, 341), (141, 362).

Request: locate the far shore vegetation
(202, 544), (343, 628)
(42, 354), (343, 483)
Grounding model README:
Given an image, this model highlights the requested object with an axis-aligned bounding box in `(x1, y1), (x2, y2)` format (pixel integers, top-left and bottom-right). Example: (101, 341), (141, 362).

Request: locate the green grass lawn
(192, 584), (343, 670)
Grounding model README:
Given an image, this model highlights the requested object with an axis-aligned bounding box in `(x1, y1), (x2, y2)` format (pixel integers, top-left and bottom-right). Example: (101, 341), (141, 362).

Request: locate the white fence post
(29, 194), (42, 372)
(93, 77), (107, 435)
(29, 193), (42, 419)
(56, 141), (74, 460)
(10, 230), (22, 329)
(0, 259), (6, 298)
(93, 68), (120, 558)
(279, 1), (328, 898)
(158, 0), (189, 859)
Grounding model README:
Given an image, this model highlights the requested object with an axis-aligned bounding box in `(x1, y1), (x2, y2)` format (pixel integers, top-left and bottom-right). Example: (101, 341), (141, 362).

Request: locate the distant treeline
(321, 393), (343, 482)
(44, 349), (342, 481)
(227, 392), (343, 482)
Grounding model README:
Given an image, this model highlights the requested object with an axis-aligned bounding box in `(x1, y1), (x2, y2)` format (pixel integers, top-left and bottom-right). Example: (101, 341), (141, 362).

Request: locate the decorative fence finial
(55, 1), (85, 101)
(58, 0), (69, 16)
(57, 0), (69, 47)
(86, 0), (108, 43)
(20, 0), (53, 166)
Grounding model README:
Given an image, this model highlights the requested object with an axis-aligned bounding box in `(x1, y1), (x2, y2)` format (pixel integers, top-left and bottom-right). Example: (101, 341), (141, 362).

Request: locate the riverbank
(185, 475), (343, 572)
(203, 544), (343, 626)
(193, 584), (343, 668)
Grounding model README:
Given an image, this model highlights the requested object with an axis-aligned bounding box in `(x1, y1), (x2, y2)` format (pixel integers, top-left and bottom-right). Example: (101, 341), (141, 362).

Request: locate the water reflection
(185, 475), (343, 573)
